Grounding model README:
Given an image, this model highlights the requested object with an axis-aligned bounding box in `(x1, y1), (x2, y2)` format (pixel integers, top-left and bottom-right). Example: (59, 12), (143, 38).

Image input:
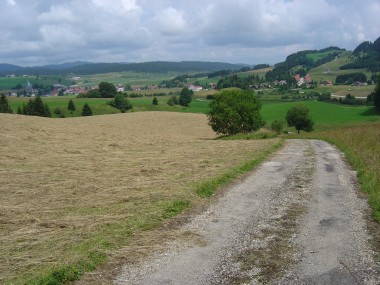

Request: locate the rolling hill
(0, 61), (249, 76)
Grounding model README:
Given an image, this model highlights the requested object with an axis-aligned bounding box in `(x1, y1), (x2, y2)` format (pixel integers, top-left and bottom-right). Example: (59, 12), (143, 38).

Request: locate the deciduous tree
(286, 104), (314, 134)
(207, 89), (264, 136)
(179, 87), (193, 107)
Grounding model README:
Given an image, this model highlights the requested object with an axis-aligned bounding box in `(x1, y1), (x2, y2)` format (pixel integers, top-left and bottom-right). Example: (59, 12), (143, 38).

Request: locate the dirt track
(115, 139), (379, 284)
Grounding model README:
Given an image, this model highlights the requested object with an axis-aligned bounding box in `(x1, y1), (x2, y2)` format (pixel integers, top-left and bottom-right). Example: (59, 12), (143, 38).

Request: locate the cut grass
(0, 112), (281, 284)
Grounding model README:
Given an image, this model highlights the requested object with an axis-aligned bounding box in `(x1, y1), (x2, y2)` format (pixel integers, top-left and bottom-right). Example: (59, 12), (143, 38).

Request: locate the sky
(1, 0), (379, 66)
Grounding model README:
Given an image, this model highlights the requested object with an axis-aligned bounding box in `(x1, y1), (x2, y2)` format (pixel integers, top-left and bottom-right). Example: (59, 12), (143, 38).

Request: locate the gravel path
(115, 140), (379, 285)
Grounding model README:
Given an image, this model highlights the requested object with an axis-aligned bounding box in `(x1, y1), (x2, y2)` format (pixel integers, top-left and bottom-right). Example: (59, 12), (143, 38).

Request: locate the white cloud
(0, 0), (379, 66)
(154, 7), (187, 36)
(6, 0), (16, 6)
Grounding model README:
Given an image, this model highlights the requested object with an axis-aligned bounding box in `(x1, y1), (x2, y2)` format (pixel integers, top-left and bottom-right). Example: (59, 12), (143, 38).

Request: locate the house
(50, 89), (59, 97)
(304, 74), (312, 83)
(187, 84), (203, 92)
(115, 84), (125, 92)
(295, 74), (312, 86)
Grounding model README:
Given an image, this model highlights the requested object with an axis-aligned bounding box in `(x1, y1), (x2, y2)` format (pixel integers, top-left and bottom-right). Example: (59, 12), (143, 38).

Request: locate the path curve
(115, 140), (379, 285)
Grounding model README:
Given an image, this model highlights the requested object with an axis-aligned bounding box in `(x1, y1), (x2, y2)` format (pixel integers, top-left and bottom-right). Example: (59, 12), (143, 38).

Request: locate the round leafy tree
(286, 104), (314, 134)
(179, 87), (193, 107)
(98, 82), (117, 98)
(207, 89), (264, 136)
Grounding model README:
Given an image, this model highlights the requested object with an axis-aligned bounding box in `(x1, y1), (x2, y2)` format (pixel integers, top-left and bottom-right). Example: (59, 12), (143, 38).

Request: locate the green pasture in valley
(7, 95), (379, 128)
(261, 100), (379, 129)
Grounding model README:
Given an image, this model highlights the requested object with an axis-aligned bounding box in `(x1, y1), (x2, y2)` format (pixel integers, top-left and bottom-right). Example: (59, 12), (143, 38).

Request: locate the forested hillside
(265, 47), (345, 81)
(0, 61), (248, 76)
(340, 36), (380, 72)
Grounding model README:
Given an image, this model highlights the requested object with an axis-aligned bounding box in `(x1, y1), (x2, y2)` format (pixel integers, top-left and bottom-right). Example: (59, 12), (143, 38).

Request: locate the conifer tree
(81, 103), (93, 116)
(68, 99), (76, 111)
(0, 94), (13, 113)
(152, 96), (158, 105)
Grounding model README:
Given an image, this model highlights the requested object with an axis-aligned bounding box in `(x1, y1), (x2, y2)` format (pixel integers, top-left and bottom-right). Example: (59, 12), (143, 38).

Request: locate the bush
(167, 95), (178, 106)
(152, 96), (158, 105)
(109, 93), (132, 112)
(207, 89), (264, 136)
(271, 119), (285, 134)
(54, 107), (62, 115)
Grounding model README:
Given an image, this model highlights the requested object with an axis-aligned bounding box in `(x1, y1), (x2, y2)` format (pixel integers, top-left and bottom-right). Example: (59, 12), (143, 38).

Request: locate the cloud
(0, 0), (379, 66)
(154, 7), (187, 36)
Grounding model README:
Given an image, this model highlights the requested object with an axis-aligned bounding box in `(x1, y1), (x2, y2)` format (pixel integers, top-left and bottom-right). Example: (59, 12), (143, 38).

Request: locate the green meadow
(8, 96), (379, 129)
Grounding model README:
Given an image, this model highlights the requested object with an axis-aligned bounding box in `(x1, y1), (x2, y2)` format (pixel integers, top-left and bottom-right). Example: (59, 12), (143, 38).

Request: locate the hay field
(0, 112), (280, 284)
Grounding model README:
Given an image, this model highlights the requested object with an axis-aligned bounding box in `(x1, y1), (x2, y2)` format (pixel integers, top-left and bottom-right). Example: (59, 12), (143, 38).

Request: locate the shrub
(167, 95), (178, 106)
(109, 93), (132, 112)
(152, 96), (158, 105)
(271, 119), (285, 134)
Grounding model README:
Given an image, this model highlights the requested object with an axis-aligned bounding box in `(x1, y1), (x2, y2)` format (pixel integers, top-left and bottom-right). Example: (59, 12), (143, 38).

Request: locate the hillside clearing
(0, 112), (281, 284)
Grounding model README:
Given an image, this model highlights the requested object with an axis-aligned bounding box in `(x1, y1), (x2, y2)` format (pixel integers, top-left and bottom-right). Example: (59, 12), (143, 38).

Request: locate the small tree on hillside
(179, 87), (193, 107)
(0, 94), (13, 113)
(286, 104), (314, 134)
(152, 96), (158, 105)
(68, 99), (76, 111)
(81, 103), (93, 116)
(374, 75), (380, 113)
(110, 93), (132, 113)
(207, 89), (264, 136)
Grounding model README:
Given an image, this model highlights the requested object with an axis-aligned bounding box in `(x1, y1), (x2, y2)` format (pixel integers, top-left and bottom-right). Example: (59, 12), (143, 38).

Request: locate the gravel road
(115, 140), (379, 284)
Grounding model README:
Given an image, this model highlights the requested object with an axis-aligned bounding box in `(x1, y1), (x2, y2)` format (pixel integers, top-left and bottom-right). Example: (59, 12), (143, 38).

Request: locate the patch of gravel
(114, 140), (379, 285)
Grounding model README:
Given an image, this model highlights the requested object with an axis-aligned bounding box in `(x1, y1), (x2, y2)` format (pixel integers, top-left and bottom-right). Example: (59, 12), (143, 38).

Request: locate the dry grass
(0, 112), (280, 284)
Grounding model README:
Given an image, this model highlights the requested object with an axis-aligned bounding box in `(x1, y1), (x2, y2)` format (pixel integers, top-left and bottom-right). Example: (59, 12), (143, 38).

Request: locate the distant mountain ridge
(0, 61), (249, 76)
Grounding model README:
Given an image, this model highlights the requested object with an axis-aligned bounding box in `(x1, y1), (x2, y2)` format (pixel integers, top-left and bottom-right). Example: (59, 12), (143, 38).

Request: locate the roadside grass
(291, 122), (380, 222)
(0, 112), (282, 284)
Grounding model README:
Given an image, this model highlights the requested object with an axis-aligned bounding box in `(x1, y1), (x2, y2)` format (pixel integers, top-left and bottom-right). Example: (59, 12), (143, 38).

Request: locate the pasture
(0, 112), (281, 284)
(308, 51), (372, 83)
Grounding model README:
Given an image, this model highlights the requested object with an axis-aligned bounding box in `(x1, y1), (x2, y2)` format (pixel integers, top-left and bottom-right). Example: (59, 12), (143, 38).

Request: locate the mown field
(0, 112), (282, 284)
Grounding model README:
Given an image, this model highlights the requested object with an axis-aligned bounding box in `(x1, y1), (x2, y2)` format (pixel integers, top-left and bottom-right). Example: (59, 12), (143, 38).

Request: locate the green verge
(195, 140), (284, 197)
